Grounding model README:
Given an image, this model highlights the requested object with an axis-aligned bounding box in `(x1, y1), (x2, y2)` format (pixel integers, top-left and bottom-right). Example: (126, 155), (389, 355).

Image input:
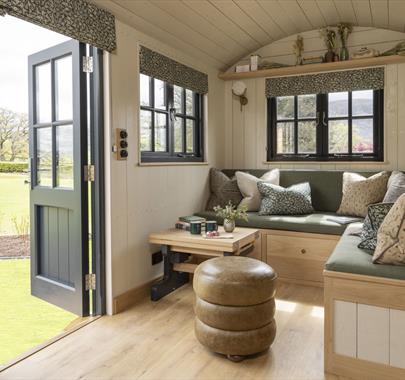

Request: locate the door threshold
(0, 315), (101, 372)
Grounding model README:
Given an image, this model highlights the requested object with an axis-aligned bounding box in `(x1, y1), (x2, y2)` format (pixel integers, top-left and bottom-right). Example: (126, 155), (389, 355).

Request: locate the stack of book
(302, 56), (324, 65)
(175, 215), (206, 231)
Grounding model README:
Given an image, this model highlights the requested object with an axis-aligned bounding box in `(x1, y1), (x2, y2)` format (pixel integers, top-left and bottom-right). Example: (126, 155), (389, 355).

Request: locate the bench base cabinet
(261, 230), (339, 286)
(324, 271), (405, 379)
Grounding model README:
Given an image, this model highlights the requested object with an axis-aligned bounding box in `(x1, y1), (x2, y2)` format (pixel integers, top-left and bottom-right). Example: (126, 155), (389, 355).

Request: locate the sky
(0, 16), (69, 114)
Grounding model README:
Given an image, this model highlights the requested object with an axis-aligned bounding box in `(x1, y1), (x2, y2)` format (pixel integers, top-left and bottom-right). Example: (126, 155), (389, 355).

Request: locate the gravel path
(0, 235), (29, 258)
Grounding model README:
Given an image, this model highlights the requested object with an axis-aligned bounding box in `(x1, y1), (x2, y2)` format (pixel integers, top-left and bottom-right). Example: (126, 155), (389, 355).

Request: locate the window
(140, 74), (203, 162)
(268, 89), (383, 161)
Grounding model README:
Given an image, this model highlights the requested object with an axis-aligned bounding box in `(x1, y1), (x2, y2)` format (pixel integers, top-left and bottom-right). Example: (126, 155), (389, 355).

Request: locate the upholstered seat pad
(193, 256), (277, 306)
(195, 211), (353, 236)
(325, 223), (405, 280)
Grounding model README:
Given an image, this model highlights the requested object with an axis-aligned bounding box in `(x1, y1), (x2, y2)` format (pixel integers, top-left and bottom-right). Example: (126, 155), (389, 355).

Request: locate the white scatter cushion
(337, 171), (390, 217)
(236, 169), (280, 212)
(373, 193), (405, 265)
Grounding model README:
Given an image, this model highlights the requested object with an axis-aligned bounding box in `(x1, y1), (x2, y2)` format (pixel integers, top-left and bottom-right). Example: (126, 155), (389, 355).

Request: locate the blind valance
(139, 46), (208, 94)
(265, 67), (384, 98)
(0, 0), (116, 52)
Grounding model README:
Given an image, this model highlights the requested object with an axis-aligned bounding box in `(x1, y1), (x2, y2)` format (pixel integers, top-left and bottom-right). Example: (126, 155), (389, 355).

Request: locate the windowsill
(137, 161), (209, 167)
(263, 160), (389, 165)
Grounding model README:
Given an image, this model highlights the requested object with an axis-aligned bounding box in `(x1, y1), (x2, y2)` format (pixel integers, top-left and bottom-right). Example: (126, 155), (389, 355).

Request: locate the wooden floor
(0, 283), (341, 380)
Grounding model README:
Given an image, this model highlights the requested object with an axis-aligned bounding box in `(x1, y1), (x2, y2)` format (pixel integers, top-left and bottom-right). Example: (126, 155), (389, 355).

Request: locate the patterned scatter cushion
(383, 171), (405, 203)
(337, 171), (390, 217)
(258, 182), (314, 216)
(373, 194), (405, 265)
(205, 169), (242, 211)
(358, 203), (394, 252)
(236, 170), (280, 212)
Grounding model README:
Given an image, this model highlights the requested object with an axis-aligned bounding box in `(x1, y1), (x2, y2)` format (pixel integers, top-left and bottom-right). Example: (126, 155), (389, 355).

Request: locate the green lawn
(0, 259), (76, 365)
(0, 173), (30, 236)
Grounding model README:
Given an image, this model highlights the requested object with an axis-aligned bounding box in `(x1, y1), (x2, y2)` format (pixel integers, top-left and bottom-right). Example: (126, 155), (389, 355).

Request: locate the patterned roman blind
(139, 46), (208, 94)
(0, 0), (116, 52)
(265, 67), (384, 98)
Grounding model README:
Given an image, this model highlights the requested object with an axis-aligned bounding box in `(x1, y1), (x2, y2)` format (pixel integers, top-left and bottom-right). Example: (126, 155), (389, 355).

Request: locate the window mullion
(348, 92), (353, 155)
(167, 84), (174, 156)
(151, 78), (155, 152)
(294, 96), (298, 155)
(182, 89), (186, 153)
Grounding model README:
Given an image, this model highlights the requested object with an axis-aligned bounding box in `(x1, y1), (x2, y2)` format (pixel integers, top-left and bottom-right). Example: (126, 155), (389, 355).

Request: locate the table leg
(151, 245), (189, 301)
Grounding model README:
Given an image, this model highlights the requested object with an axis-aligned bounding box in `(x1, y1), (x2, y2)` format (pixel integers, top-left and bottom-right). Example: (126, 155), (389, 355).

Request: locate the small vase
(340, 45), (349, 61)
(324, 50), (335, 63)
(223, 219), (235, 233)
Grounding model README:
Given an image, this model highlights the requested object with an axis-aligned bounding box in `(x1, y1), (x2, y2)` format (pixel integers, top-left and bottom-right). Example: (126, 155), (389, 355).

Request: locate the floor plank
(0, 283), (339, 380)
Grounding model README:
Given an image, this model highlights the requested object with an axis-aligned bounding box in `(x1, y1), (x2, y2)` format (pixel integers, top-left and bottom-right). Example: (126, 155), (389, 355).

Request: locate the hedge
(0, 161), (29, 173)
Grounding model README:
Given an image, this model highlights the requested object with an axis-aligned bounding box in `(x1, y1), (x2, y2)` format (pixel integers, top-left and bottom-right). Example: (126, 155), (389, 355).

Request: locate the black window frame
(140, 75), (204, 163)
(267, 89), (384, 162)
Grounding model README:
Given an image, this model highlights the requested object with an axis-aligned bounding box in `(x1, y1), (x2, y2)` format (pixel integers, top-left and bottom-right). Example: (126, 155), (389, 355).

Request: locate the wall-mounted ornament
(352, 47), (379, 59)
(232, 81), (248, 111)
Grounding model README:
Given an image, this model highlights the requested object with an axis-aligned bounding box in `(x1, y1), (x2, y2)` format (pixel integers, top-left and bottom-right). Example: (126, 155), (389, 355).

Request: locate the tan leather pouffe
(193, 256), (278, 361)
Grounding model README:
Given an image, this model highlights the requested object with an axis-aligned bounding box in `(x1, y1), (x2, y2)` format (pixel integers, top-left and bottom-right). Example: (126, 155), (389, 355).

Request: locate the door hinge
(83, 56), (93, 73)
(84, 165), (95, 182)
(85, 273), (96, 291)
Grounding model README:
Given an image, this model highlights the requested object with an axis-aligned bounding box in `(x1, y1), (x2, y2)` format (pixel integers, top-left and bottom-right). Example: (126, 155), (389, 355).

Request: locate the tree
(0, 108), (29, 162)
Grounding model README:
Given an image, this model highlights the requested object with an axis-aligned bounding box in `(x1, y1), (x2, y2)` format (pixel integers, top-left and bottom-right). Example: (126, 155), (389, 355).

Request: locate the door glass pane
(174, 85), (183, 114)
(56, 125), (74, 188)
(36, 127), (52, 187)
(174, 118), (183, 152)
(155, 112), (167, 152)
(35, 62), (52, 123)
(352, 90), (373, 116)
(329, 120), (348, 153)
(55, 55), (72, 121)
(277, 96), (294, 120)
(140, 110), (152, 151)
(276, 122), (294, 154)
(186, 119), (194, 153)
(298, 94), (316, 119)
(186, 90), (194, 116)
(353, 118), (374, 153)
(328, 92), (348, 118)
(298, 121), (316, 153)
(140, 74), (150, 106)
(154, 79), (166, 110)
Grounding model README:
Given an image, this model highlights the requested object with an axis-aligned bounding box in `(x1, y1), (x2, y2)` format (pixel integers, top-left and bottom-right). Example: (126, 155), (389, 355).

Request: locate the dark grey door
(28, 40), (89, 316)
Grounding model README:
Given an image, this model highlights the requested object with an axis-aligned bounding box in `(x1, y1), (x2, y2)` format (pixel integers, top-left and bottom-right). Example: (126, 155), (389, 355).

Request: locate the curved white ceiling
(94, 0), (405, 70)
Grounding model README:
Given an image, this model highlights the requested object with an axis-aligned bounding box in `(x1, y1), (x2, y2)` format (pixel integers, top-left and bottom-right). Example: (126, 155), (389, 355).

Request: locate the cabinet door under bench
(262, 230), (340, 286)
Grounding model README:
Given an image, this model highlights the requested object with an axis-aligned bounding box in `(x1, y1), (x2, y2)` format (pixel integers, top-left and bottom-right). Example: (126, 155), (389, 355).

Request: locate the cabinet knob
(301, 249), (306, 254)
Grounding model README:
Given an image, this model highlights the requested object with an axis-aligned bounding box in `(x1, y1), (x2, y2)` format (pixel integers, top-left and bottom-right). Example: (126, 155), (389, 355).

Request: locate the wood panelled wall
(225, 28), (405, 171)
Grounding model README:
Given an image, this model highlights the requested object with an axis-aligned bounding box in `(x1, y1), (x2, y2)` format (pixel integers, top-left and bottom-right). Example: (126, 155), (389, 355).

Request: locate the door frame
(89, 46), (106, 316)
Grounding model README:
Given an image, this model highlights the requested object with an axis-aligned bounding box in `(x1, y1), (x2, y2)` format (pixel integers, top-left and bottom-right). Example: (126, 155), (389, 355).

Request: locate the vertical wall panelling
(397, 64), (405, 170)
(390, 309), (405, 369)
(255, 78), (267, 168)
(244, 79), (257, 169)
(385, 64), (398, 170)
(224, 80), (233, 168)
(357, 304), (389, 365)
(333, 300), (357, 358)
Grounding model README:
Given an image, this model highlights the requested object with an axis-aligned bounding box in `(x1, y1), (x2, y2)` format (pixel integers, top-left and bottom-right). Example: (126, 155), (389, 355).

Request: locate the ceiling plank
(316, 0), (340, 26)
(334, 0), (357, 24)
(185, 0), (260, 51)
(297, 0), (327, 29)
(209, 0), (272, 46)
(278, 0), (312, 32)
(234, 0), (284, 41)
(370, 0), (388, 29)
(352, 0), (372, 26)
(116, 0), (232, 63)
(257, 0), (298, 36)
(388, 0), (405, 32)
(151, 0), (243, 57)
(101, 0), (225, 69)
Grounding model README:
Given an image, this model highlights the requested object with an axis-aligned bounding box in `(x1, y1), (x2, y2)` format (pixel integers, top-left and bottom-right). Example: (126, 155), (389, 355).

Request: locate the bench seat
(325, 223), (405, 281)
(195, 211), (351, 236)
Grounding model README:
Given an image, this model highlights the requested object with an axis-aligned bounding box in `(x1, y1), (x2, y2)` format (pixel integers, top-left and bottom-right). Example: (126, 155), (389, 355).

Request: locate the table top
(149, 227), (259, 253)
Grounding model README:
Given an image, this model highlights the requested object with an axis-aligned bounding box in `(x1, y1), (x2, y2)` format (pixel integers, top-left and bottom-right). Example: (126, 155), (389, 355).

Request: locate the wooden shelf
(218, 55), (405, 81)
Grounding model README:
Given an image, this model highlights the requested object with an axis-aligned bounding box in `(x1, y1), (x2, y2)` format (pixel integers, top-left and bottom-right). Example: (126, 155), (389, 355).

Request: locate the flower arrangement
(293, 35), (304, 66)
(320, 27), (337, 62)
(337, 22), (353, 60)
(214, 201), (248, 233)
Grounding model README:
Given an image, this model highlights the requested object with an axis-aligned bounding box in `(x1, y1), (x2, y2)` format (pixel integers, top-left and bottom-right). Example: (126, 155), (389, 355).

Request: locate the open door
(28, 40), (89, 316)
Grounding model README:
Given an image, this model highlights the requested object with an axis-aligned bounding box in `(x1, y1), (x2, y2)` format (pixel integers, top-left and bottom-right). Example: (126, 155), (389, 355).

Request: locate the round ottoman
(193, 256), (277, 361)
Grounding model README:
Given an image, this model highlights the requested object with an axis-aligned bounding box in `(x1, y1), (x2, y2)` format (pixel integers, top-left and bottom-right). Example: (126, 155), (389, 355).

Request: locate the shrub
(0, 161), (28, 173)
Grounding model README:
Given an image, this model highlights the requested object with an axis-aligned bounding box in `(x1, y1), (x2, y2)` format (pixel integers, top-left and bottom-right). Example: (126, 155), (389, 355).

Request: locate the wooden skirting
(113, 277), (161, 314)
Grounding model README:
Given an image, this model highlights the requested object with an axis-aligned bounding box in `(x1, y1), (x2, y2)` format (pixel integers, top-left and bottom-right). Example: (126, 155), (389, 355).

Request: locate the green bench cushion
(194, 211), (350, 236)
(325, 223), (405, 280)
